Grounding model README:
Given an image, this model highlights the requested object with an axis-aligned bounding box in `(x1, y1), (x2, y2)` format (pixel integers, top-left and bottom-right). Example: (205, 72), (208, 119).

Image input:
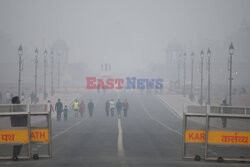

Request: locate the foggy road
(0, 92), (248, 167)
(1, 0), (250, 166)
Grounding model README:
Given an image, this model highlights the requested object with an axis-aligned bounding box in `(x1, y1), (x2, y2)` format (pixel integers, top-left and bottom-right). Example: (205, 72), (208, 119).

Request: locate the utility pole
(51, 51), (54, 96)
(190, 52), (194, 101)
(207, 48), (211, 105)
(178, 54), (181, 89)
(228, 42), (234, 106)
(199, 50), (204, 105)
(58, 53), (60, 88)
(43, 49), (47, 100)
(183, 52), (186, 97)
(18, 45), (23, 97)
(34, 48), (38, 102)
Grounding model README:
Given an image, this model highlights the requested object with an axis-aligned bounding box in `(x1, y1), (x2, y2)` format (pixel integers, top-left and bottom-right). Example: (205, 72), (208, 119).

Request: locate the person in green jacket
(63, 105), (69, 121)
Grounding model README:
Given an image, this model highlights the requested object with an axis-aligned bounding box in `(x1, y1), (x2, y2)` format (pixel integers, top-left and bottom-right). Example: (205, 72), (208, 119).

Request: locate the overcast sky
(1, 0), (250, 73)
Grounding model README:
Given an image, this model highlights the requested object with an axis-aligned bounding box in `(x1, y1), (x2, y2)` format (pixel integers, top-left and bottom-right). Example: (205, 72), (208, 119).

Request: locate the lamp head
(18, 45), (23, 55)
(35, 48), (38, 56)
(44, 49), (48, 57)
(229, 42), (234, 55)
(191, 52), (195, 57)
(207, 48), (211, 58)
(200, 49), (204, 58)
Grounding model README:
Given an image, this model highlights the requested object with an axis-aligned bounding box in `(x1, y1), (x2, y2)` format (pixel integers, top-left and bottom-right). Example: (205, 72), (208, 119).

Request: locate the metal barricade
(183, 105), (250, 162)
(182, 105), (207, 160)
(0, 104), (52, 160)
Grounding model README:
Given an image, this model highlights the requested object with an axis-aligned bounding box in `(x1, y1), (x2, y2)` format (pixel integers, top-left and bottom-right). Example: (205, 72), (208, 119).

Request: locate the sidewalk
(158, 93), (250, 118)
(158, 94), (199, 118)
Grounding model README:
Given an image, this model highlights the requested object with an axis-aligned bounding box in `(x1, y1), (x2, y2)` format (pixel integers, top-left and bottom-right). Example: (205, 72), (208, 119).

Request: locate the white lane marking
(118, 118), (124, 157)
(52, 116), (88, 140)
(117, 118), (128, 167)
(158, 95), (182, 119)
(138, 96), (182, 136)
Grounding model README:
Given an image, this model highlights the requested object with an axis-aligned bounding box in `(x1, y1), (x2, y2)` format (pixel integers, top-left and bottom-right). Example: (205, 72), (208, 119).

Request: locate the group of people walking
(105, 99), (129, 118)
(53, 98), (95, 121)
(72, 99), (94, 118)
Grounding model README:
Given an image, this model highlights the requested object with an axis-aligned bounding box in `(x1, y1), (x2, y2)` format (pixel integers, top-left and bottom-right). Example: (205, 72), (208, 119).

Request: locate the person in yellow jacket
(73, 99), (79, 118)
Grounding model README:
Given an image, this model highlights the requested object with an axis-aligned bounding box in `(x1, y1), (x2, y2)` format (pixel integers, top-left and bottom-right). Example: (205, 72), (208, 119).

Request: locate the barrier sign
(185, 130), (205, 143)
(185, 130), (250, 145)
(183, 105), (250, 162)
(0, 129), (49, 144)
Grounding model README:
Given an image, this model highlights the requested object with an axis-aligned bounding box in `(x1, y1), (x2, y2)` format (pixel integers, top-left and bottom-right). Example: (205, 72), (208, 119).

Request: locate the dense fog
(0, 0), (250, 91)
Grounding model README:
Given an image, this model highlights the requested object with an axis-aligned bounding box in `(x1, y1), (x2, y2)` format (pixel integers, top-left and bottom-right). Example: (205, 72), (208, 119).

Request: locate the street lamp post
(18, 45), (23, 97)
(43, 49), (47, 100)
(207, 48), (211, 105)
(228, 42), (234, 106)
(58, 53), (60, 88)
(51, 51), (54, 96)
(199, 50), (204, 105)
(177, 54), (181, 89)
(183, 52), (187, 97)
(34, 48), (38, 102)
(190, 52), (195, 101)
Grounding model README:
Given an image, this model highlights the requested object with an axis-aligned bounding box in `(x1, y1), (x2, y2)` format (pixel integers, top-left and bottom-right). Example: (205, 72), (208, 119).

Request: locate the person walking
(0, 91), (2, 104)
(88, 100), (94, 117)
(79, 100), (85, 118)
(110, 99), (115, 117)
(47, 100), (54, 113)
(55, 99), (63, 121)
(6, 91), (11, 104)
(116, 99), (122, 118)
(63, 105), (69, 121)
(10, 96), (27, 161)
(73, 99), (79, 118)
(105, 100), (110, 116)
(20, 92), (25, 103)
(30, 91), (35, 104)
(221, 98), (228, 128)
(122, 99), (129, 117)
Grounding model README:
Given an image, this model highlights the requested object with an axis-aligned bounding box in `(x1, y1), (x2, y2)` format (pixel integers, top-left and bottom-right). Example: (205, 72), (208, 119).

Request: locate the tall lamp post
(190, 52), (195, 101)
(177, 54), (181, 89)
(228, 42), (234, 106)
(18, 45), (23, 97)
(183, 52), (187, 97)
(207, 48), (211, 105)
(199, 50), (204, 105)
(51, 51), (54, 96)
(34, 48), (38, 102)
(57, 53), (60, 88)
(43, 49), (47, 100)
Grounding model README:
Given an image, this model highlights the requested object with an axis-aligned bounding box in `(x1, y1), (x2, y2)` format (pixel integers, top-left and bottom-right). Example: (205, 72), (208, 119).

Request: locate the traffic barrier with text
(182, 105), (250, 162)
(0, 104), (52, 160)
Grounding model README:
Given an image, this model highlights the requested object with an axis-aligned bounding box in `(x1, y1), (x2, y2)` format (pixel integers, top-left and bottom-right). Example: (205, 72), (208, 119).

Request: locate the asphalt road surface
(0, 92), (249, 167)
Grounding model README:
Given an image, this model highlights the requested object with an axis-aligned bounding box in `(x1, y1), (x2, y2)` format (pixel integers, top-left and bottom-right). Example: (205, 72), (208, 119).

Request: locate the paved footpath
(157, 94), (197, 118)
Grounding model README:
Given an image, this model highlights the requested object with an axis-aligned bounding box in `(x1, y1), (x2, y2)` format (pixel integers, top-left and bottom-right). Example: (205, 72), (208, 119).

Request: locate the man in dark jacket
(88, 100), (94, 117)
(116, 99), (122, 118)
(221, 99), (227, 128)
(55, 99), (63, 121)
(11, 96), (27, 160)
(105, 100), (110, 116)
(0, 91), (2, 104)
